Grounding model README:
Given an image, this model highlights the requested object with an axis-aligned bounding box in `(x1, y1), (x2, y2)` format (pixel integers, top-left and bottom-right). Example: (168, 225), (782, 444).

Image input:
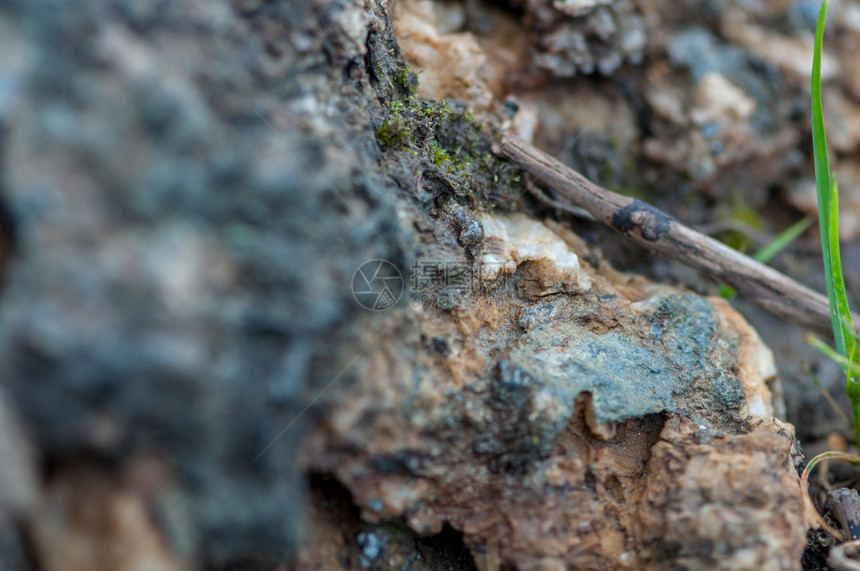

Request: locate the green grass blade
(812, 1), (846, 356)
(842, 314), (860, 349)
(718, 283), (736, 299)
(810, 2), (860, 445)
(809, 335), (860, 378)
(719, 216), (812, 299)
(754, 216), (814, 263)
(829, 179), (855, 354)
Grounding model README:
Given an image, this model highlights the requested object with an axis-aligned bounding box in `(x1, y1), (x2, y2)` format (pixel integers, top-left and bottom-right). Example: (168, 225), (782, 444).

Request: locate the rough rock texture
(301, 212), (807, 570)
(393, 0), (494, 110)
(389, 0), (860, 464)
(517, 0), (647, 77)
(0, 0), (414, 567)
(638, 417), (803, 571)
(0, 0), (843, 569)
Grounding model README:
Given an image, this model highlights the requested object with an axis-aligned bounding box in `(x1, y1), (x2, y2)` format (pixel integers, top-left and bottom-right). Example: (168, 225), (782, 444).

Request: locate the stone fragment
(822, 89), (860, 154)
(28, 463), (183, 571)
(552, 0), (613, 17)
(393, 0), (493, 110)
(479, 213), (591, 295)
(643, 67), (797, 185)
(522, 0), (647, 77)
(690, 72), (756, 126)
(637, 417), (806, 570)
(721, 6), (840, 82)
(302, 214), (806, 570)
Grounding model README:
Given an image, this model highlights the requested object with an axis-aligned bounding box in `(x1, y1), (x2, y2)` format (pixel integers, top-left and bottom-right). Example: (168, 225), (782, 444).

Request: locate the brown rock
(637, 417), (806, 570)
(393, 0), (493, 110)
(300, 214), (808, 570)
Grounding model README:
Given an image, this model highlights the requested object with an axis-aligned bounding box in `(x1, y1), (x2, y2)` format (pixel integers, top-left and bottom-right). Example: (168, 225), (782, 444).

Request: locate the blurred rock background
(0, 0), (857, 569)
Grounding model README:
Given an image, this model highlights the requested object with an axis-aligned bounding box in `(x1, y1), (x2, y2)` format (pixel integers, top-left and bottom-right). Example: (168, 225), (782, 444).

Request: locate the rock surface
(0, 0), (850, 569)
(518, 0), (646, 77)
(0, 0), (411, 567)
(390, 0), (860, 472)
(301, 213), (807, 569)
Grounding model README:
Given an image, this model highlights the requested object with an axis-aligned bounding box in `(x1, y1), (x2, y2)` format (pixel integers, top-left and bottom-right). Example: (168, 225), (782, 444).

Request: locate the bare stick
(497, 133), (849, 336)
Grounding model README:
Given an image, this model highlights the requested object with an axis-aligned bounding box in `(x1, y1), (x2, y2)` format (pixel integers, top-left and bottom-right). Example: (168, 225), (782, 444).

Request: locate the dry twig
(496, 134), (854, 336)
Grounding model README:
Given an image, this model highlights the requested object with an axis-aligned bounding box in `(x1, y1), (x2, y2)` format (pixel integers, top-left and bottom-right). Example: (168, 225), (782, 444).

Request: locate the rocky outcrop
(0, 0), (841, 569)
(300, 212), (807, 569)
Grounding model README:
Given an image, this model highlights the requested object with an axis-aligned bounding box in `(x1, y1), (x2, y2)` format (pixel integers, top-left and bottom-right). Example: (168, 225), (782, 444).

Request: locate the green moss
(377, 97), (454, 158)
(393, 65), (418, 95)
(388, 99), (405, 115)
(429, 141), (451, 167)
(374, 87), (525, 208)
(376, 119), (410, 149)
(416, 99), (448, 121)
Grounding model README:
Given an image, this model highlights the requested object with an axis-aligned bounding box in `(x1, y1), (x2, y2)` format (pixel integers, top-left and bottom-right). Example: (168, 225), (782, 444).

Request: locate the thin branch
(496, 133), (854, 337)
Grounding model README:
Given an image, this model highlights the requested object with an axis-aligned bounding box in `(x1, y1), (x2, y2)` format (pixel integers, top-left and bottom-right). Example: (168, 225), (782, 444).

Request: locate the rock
(644, 71), (762, 182)
(28, 463), (184, 571)
(527, 83), (640, 191)
(393, 0), (493, 110)
(520, 0), (646, 77)
(642, 62), (800, 187)
(0, 0), (409, 566)
(821, 89), (860, 154)
(0, 0), (833, 568)
(638, 417), (806, 570)
(840, 36), (860, 103)
(552, 0), (614, 18)
(300, 214), (807, 569)
(721, 6), (840, 83)
(479, 212), (591, 294)
(689, 73), (756, 127)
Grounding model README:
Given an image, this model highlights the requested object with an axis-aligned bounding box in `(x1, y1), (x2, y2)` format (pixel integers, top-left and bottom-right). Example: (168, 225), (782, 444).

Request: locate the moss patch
(376, 118), (411, 150)
(368, 29), (525, 212)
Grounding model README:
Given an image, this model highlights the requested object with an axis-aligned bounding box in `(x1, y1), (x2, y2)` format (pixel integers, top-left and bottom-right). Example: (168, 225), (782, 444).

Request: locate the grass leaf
(753, 216), (813, 263)
(829, 179), (856, 353)
(811, 1), (846, 356)
(719, 216), (812, 299)
(810, 1), (860, 445)
(809, 335), (860, 378)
